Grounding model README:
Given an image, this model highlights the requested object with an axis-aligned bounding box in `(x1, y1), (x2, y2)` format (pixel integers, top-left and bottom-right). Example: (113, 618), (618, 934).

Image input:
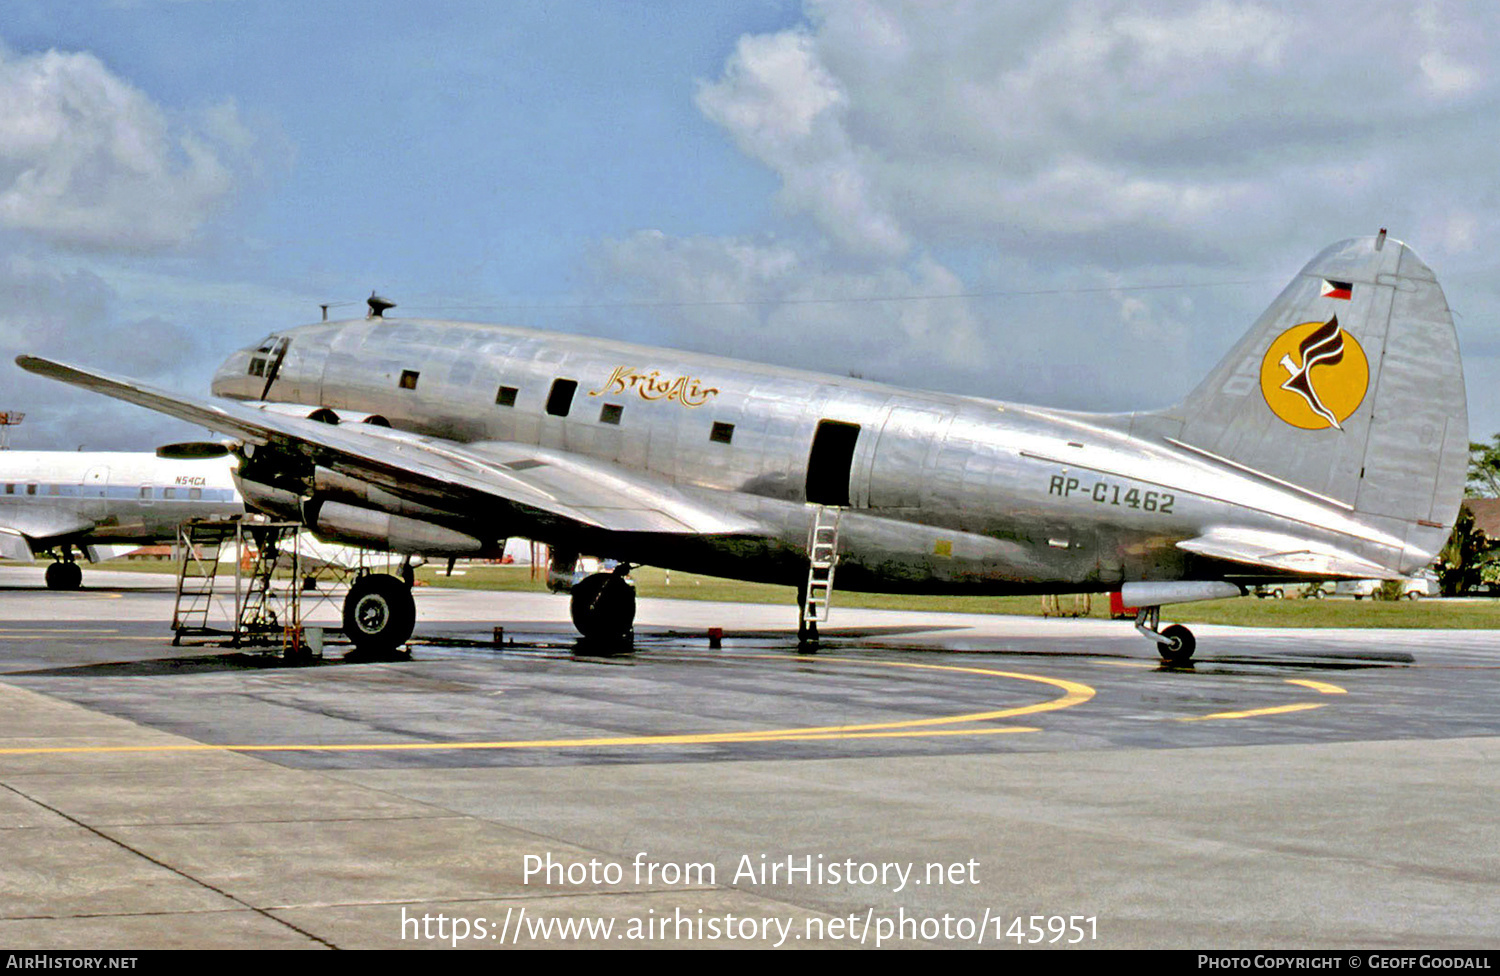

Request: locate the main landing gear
(44, 548), (83, 591)
(342, 572), (416, 655)
(570, 566), (636, 648)
(1134, 606), (1196, 665)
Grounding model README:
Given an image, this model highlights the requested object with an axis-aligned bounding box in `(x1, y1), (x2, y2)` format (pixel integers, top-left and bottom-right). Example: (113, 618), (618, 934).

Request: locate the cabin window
(139, 487), (150, 499)
(399, 369), (420, 390)
(546, 378), (578, 417)
(599, 403), (623, 425)
(710, 422), (735, 445)
(163, 487), (176, 499)
(25, 484), (37, 496)
(3, 484), (12, 494)
(189, 488), (202, 500)
(495, 385), (519, 407)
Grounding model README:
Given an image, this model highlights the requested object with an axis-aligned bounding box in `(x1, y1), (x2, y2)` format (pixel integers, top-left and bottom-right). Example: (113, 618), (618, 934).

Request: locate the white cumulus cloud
(0, 42), (253, 251)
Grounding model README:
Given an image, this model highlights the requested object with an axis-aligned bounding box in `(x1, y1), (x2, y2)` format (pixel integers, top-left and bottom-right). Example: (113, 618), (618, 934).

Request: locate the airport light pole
(0, 411), (23, 450)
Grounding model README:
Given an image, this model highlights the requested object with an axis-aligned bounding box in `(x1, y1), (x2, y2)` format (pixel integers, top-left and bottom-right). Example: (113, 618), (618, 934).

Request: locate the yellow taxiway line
(1284, 678), (1347, 695)
(0, 655), (1093, 756)
(1178, 702), (1327, 722)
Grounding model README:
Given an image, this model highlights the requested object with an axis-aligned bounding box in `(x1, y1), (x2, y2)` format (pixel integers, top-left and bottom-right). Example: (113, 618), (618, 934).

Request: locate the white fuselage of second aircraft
(0, 451), (242, 562)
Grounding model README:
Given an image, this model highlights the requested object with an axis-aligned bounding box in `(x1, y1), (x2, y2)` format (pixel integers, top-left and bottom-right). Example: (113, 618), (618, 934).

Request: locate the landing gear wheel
(1157, 624), (1196, 665)
(570, 572), (636, 647)
(45, 561), (82, 591)
(342, 573), (416, 655)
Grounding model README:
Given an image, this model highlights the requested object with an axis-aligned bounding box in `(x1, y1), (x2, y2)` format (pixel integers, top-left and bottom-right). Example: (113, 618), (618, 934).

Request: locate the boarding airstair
(803, 504), (842, 626)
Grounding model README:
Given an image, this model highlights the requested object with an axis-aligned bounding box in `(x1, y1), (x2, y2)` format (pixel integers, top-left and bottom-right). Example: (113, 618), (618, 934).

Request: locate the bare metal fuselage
(210, 317), (1426, 595)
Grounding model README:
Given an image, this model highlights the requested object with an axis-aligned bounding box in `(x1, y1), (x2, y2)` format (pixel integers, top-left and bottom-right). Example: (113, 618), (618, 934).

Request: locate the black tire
(342, 574), (416, 654)
(1157, 624), (1196, 665)
(45, 562), (82, 591)
(570, 572), (636, 642)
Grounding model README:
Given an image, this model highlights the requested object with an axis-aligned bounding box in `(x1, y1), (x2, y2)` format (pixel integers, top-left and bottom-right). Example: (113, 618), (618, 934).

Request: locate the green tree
(1468, 435), (1500, 497)
(1437, 505), (1491, 596)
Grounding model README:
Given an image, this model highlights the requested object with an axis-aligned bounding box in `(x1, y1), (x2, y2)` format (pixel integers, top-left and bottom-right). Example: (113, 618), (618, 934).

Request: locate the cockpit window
(247, 334), (279, 377)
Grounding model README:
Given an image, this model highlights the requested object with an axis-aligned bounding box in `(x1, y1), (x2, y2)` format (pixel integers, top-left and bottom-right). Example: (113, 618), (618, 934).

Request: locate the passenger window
(189, 488), (202, 500)
(496, 385), (519, 407)
(25, 484), (36, 496)
(163, 487), (176, 499)
(3, 484), (12, 494)
(546, 379), (578, 417)
(399, 369), (420, 390)
(599, 403), (623, 425)
(140, 487), (150, 499)
(710, 422), (735, 444)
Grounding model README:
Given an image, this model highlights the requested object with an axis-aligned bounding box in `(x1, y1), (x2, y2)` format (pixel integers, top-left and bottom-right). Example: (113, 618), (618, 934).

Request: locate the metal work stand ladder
(171, 521), (236, 643)
(171, 518), (304, 649)
(802, 505), (842, 638)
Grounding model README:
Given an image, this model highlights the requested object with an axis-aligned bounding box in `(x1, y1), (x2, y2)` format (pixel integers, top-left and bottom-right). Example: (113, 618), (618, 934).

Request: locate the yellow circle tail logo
(1259, 316), (1368, 431)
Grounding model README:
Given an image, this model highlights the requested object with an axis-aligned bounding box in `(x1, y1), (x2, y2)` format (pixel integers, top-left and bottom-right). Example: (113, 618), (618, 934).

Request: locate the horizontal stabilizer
(1177, 527), (1394, 579)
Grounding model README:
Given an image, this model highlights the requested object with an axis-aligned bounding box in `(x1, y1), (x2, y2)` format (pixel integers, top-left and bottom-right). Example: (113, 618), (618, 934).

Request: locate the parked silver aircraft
(0, 448), (242, 588)
(19, 234), (1465, 661)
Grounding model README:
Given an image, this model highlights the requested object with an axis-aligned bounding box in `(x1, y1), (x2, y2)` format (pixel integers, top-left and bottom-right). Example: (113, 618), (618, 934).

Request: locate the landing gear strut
(342, 573), (416, 655)
(44, 549), (82, 591)
(1135, 606), (1196, 665)
(570, 565), (636, 646)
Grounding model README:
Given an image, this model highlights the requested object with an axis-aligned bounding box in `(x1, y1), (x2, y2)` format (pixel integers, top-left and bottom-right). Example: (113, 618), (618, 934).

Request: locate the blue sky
(2, 1), (1498, 451)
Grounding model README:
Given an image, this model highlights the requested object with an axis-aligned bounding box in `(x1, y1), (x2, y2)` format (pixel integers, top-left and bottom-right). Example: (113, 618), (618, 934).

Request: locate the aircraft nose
(210, 349), (254, 399)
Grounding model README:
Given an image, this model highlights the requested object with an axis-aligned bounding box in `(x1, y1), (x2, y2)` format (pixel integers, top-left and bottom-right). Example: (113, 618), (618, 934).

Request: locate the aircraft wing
(0, 509), (102, 560)
(1177, 527), (1396, 579)
(0, 526), (37, 562)
(16, 356), (761, 538)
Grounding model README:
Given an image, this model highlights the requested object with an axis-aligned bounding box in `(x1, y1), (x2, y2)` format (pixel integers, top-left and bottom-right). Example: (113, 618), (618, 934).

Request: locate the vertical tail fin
(1144, 236), (1467, 567)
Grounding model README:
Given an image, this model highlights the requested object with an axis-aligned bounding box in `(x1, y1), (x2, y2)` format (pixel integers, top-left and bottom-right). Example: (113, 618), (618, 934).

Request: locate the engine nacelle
(305, 499), (489, 557)
(311, 467), (447, 520)
(242, 402), (391, 426)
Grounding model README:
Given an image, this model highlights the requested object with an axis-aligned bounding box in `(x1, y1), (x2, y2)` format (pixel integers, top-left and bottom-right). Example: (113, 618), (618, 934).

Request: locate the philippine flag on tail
(1320, 279), (1353, 300)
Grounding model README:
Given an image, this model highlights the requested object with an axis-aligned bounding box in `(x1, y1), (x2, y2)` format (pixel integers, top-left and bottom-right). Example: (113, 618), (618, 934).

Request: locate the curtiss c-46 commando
(18, 233), (1466, 662)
